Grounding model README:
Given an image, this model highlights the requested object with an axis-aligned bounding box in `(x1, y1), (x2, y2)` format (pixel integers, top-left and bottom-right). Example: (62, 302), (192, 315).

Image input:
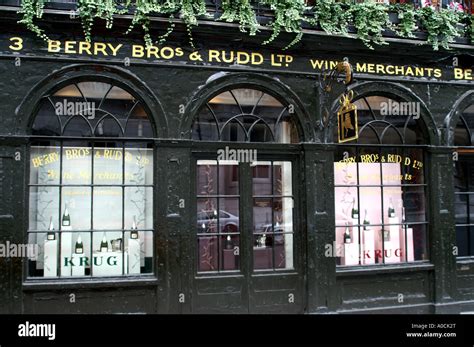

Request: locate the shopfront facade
(0, 3), (473, 314)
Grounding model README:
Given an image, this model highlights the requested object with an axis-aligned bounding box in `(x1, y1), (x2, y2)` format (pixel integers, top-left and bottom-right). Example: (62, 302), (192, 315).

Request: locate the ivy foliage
(18, 0), (474, 51)
(418, 6), (464, 50)
(350, 1), (391, 49)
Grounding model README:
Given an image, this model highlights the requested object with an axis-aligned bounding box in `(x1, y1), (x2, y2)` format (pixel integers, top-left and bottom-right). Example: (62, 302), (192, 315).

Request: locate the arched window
(453, 103), (474, 257)
(191, 87), (299, 274)
(28, 80), (154, 278)
(192, 88), (299, 143)
(334, 95), (428, 266)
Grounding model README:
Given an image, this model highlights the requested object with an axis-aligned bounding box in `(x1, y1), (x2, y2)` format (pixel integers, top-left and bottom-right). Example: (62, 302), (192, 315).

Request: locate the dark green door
(192, 154), (304, 313)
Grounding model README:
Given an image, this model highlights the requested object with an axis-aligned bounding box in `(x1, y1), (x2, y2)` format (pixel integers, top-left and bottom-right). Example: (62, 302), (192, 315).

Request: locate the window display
(27, 80), (155, 278)
(454, 103), (474, 257)
(334, 95), (428, 266)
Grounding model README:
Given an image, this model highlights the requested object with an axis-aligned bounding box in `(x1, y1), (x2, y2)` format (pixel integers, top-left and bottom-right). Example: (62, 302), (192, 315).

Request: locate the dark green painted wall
(0, 12), (473, 314)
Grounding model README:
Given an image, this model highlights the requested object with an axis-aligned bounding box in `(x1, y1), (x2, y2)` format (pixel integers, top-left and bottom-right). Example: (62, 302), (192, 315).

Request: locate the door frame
(189, 142), (306, 313)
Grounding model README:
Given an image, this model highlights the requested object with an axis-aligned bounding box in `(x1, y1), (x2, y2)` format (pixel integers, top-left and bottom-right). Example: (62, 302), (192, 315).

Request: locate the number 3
(9, 37), (23, 51)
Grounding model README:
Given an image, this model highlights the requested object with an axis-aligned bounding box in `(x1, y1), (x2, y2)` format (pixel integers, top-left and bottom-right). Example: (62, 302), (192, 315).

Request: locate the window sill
(22, 275), (158, 291)
(336, 262), (434, 277)
(457, 257), (474, 265)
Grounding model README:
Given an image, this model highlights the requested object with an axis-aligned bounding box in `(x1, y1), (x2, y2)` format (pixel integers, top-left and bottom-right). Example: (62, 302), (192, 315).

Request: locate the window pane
(62, 187), (91, 230)
(124, 146), (154, 185)
(92, 231), (125, 277)
(253, 162), (272, 196)
(273, 162), (292, 196)
(62, 145), (92, 185)
(198, 236), (218, 271)
(220, 235), (239, 271)
(402, 186), (427, 223)
(218, 198), (239, 233)
(335, 186), (358, 224)
(274, 233), (293, 269)
(30, 144), (60, 185)
(218, 162), (239, 196)
(93, 187), (122, 230)
(197, 161), (217, 196)
(29, 187), (60, 231)
(197, 198), (218, 233)
(124, 230), (153, 274)
(456, 226), (470, 257)
(94, 146), (123, 185)
(125, 187), (153, 230)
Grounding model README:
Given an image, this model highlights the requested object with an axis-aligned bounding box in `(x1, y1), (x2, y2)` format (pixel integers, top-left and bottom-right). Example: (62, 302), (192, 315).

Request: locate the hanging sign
(337, 90), (358, 143)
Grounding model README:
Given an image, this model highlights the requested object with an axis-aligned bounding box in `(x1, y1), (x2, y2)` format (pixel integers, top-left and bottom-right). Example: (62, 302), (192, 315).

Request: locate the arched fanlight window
(453, 103), (474, 257)
(28, 80), (154, 279)
(32, 81), (154, 138)
(192, 88), (299, 143)
(334, 94), (428, 267)
(353, 95), (426, 145)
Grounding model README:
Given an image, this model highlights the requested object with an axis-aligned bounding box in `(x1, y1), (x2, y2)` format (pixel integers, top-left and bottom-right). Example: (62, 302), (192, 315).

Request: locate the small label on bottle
(100, 247), (108, 252)
(352, 214), (359, 219)
(63, 221), (70, 226)
(47, 233), (55, 240)
(76, 248), (83, 254)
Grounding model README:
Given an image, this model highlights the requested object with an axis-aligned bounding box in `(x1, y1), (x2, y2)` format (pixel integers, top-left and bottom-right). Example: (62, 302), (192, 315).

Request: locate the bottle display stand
(400, 226), (414, 262)
(43, 239), (58, 277)
(128, 239), (141, 274)
(71, 253), (86, 276)
(362, 228), (375, 265)
(385, 217), (401, 264)
(342, 218), (360, 266)
(60, 227), (73, 277)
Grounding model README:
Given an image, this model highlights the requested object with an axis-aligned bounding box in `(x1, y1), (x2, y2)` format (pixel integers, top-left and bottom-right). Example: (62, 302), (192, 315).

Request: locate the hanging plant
(390, 3), (417, 39)
(350, 2), (391, 50)
(418, 6), (463, 50)
(260, 0), (310, 49)
(17, 0), (474, 52)
(18, 0), (49, 41)
(220, 0), (259, 36)
(313, 0), (350, 36)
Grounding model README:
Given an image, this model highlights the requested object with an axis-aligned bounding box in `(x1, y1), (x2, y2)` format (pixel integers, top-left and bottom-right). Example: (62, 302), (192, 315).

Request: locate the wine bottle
(381, 219), (390, 241)
(62, 206), (71, 227)
(75, 235), (83, 254)
(47, 216), (56, 240)
(388, 198), (395, 218)
(100, 234), (108, 252)
(344, 223), (351, 244)
(351, 198), (359, 219)
(130, 216), (139, 240)
(363, 209), (370, 230)
(225, 235), (233, 250)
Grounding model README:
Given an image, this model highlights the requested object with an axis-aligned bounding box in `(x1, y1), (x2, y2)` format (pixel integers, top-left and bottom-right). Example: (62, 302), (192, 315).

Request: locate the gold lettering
(94, 43), (108, 56)
(356, 63), (366, 73)
(160, 47), (174, 59)
(132, 45), (144, 58)
(146, 45), (159, 58)
(175, 47), (184, 57)
(310, 59), (325, 70)
(78, 41), (92, 55)
(48, 40), (61, 53)
(208, 50), (221, 62)
(64, 41), (77, 54)
(107, 43), (122, 56)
